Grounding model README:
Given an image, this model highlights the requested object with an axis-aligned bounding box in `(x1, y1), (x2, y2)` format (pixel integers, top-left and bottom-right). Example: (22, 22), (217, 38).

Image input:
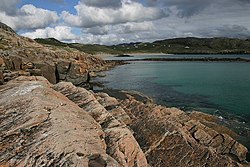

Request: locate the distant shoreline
(94, 52), (171, 58)
(110, 57), (250, 62)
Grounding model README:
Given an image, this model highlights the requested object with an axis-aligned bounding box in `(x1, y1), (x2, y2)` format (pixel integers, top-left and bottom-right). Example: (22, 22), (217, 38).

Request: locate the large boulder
(40, 64), (56, 84)
(33, 62), (57, 84)
(56, 60), (71, 81)
(0, 76), (119, 167)
(56, 61), (90, 85)
(65, 62), (88, 85)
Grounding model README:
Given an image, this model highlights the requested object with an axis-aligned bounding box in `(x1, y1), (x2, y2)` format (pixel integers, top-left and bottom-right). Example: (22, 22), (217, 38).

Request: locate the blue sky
(0, 0), (250, 45)
(18, 0), (78, 14)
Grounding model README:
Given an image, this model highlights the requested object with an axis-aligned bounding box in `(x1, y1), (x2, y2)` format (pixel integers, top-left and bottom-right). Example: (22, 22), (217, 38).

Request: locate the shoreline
(94, 52), (250, 58)
(93, 60), (250, 161)
(93, 86), (250, 161)
(122, 57), (250, 62)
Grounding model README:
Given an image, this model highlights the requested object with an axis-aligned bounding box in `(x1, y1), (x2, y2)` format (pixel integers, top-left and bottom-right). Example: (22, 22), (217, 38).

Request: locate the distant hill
(35, 37), (250, 55)
(35, 38), (66, 47)
(35, 38), (122, 55)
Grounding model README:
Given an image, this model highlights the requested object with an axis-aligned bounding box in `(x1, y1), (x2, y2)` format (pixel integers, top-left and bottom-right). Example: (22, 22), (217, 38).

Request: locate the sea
(94, 54), (250, 154)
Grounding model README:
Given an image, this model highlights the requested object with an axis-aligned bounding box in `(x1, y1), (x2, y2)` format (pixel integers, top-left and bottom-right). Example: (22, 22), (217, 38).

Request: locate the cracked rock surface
(0, 76), (119, 167)
(54, 82), (148, 167)
(118, 96), (249, 167)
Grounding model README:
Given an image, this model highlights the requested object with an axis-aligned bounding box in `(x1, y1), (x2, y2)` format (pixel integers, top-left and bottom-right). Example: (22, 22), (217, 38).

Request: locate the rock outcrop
(117, 95), (249, 167)
(0, 76), (121, 166)
(54, 82), (148, 167)
(0, 22), (119, 85)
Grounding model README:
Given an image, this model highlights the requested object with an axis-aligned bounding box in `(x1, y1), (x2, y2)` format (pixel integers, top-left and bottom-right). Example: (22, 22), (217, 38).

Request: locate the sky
(0, 0), (250, 45)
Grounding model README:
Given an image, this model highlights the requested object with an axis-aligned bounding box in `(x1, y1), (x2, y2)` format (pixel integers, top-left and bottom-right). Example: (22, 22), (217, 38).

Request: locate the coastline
(92, 60), (250, 161)
(93, 85), (250, 163)
(1, 76), (249, 166)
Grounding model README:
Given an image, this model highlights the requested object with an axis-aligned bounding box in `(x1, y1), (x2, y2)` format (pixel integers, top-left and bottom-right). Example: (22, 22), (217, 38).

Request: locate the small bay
(95, 54), (250, 146)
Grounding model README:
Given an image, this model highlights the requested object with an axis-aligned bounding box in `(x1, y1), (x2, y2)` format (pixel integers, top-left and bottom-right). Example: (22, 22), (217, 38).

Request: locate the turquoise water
(97, 61), (250, 118)
(95, 57), (250, 158)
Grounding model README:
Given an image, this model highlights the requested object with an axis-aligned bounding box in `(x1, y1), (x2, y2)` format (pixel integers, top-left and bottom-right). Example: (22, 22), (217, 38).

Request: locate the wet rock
(0, 76), (119, 167)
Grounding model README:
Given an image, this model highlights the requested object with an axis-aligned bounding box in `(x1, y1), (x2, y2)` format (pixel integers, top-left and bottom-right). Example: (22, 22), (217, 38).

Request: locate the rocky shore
(0, 76), (249, 166)
(0, 22), (249, 166)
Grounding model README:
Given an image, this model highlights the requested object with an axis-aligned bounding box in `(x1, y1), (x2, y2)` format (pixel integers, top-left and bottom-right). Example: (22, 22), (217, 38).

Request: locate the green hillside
(35, 37), (250, 55)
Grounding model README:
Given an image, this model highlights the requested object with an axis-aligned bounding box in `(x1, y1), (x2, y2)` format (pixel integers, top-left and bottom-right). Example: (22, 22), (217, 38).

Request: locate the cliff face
(0, 76), (249, 166)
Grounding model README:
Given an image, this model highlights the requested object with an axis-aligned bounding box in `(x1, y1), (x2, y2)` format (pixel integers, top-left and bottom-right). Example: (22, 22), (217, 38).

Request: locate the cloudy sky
(0, 0), (250, 45)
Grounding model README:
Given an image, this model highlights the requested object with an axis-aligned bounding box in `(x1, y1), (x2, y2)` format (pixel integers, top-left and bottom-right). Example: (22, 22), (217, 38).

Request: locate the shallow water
(97, 61), (250, 116)
(95, 54), (250, 160)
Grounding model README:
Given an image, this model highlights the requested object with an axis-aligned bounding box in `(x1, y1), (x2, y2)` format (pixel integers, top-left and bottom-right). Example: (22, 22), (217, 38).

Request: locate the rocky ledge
(0, 76), (249, 167)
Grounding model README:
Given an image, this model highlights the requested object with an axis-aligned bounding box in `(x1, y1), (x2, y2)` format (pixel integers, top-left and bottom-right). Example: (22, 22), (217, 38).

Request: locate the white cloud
(119, 22), (155, 33)
(85, 22), (154, 35)
(62, 1), (165, 28)
(21, 26), (78, 41)
(0, 4), (59, 31)
(1, 0), (250, 45)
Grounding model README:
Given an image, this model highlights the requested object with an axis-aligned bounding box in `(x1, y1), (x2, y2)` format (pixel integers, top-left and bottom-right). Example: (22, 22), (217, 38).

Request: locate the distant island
(35, 37), (250, 55)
